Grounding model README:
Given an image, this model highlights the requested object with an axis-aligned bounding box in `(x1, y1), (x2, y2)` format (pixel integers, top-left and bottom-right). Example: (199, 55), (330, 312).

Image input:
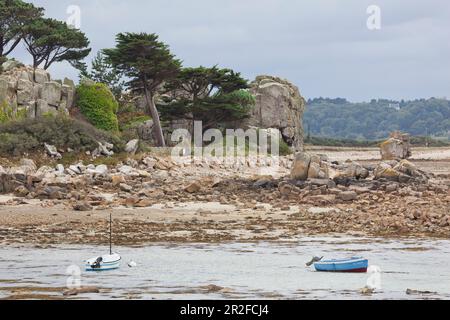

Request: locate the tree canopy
(78, 52), (125, 99)
(22, 17), (91, 70)
(0, 0), (43, 57)
(161, 66), (253, 130)
(103, 33), (181, 94)
(103, 32), (182, 147)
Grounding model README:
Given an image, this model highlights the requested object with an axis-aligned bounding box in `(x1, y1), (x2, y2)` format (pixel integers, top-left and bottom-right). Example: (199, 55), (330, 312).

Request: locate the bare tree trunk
(143, 86), (166, 147)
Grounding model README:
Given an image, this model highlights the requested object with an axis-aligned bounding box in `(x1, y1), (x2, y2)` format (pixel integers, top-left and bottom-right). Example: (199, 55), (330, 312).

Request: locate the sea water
(1, 236), (450, 300)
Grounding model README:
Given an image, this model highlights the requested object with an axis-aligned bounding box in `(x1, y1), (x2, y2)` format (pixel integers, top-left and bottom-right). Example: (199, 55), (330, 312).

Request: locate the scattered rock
(111, 175), (126, 186)
(56, 164), (65, 174)
(142, 157), (157, 169)
(290, 152), (311, 180)
(385, 183), (399, 193)
(374, 162), (400, 181)
(14, 185), (29, 197)
(44, 143), (62, 159)
(119, 183), (133, 192)
(185, 182), (201, 193)
(406, 288), (437, 296)
(291, 152), (329, 181)
(92, 142), (114, 157)
(309, 179), (336, 188)
(118, 165), (135, 175)
(253, 178), (272, 188)
(125, 139), (139, 155)
(338, 191), (358, 201)
(360, 286), (375, 295)
(308, 207), (340, 214)
(63, 286), (100, 296)
(20, 159), (37, 171)
(73, 202), (93, 211)
(200, 284), (225, 293)
(134, 199), (153, 208)
(380, 131), (411, 160)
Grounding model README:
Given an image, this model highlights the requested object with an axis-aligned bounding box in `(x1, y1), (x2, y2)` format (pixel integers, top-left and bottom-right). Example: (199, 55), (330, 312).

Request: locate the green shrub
(0, 56), (6, 74)
(278, 138), (293, 156)
(0, 115), (124, 156)
(0, 101), (15, 123)
(0, 132), (40, 155)
(76, 82), (119, 132)
(0, 101), (27, 123)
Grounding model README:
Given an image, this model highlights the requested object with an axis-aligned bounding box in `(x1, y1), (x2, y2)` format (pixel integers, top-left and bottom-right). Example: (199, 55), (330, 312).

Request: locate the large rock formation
(380, 131), (411, 160)
(247, 75), (306, 151)
(0, 59), (75, 119)
(290, 152), (329, 180)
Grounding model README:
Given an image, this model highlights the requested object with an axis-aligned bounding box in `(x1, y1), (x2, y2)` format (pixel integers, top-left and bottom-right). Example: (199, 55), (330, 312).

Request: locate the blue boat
(314, 257), (368, 273)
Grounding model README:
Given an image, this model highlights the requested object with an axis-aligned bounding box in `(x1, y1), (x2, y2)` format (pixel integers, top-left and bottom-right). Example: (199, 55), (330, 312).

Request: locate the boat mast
(109, 213), (112, 255)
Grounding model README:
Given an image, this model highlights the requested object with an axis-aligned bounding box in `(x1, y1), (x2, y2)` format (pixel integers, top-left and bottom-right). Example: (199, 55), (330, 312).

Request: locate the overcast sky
(12, 0), (450, 101)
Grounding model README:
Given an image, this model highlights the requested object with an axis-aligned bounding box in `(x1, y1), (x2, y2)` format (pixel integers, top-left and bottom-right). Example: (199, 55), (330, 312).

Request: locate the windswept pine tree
(162, 66), (254, 130)
(22, 17), (91, 70)
(104, 33), (182, 147)
(0, 0), (43, 57)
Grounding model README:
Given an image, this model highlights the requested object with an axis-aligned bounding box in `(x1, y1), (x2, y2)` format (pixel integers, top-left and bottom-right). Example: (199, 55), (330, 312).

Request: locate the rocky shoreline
(1, 148), (449, 245)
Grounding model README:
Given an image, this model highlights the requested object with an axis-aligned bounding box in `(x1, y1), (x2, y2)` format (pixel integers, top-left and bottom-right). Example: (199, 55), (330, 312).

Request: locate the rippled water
(1, 236), (450, 300)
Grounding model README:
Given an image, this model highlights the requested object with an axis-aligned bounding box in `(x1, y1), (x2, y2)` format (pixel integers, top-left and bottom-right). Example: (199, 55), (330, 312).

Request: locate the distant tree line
(304, 98), (450, 140)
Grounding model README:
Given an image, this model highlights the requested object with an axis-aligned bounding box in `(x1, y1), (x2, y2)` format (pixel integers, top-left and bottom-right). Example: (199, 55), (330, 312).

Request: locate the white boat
(85, 253), (121, 271)
(85, 213), (121, 272)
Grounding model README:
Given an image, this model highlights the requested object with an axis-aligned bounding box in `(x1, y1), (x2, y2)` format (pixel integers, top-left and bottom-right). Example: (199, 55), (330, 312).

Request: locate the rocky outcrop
(291, 152), (329, 180)
(290, 150), (429, 187)
(125, 139), (139, 155)
(374, 159), (429, 183)
(247, 75), (306, 151)
(380, 131), (411, 160)
(330, 161), (370, 181)
(0, 59), (75, 119)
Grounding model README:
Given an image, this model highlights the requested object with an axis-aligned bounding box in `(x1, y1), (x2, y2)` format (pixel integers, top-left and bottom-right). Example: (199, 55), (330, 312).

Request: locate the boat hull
(314, 257), (368, 273)
(85, 253), (121, 272)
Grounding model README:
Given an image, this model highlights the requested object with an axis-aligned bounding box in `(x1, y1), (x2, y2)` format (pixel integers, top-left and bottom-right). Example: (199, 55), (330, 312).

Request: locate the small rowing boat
(314, 256), (368, 273)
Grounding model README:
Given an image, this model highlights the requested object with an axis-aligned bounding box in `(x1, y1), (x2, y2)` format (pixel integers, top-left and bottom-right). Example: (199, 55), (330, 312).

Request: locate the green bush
(0, 101), (27, 123)
(0, 56), (6, 74)
(76, 82), (119, 132)
(0, 132), (40, 155)
(0, 101), (14, 123)
(278, 138), (293, 156)
(0, 115), (124, 156)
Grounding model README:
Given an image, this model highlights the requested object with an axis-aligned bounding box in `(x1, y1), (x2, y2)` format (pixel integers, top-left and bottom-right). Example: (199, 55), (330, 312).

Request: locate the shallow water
(1, 236), (450, 300)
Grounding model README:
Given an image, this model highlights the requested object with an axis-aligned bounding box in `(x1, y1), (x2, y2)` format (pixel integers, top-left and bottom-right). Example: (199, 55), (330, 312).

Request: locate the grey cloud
(11, 0), (450, 101)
